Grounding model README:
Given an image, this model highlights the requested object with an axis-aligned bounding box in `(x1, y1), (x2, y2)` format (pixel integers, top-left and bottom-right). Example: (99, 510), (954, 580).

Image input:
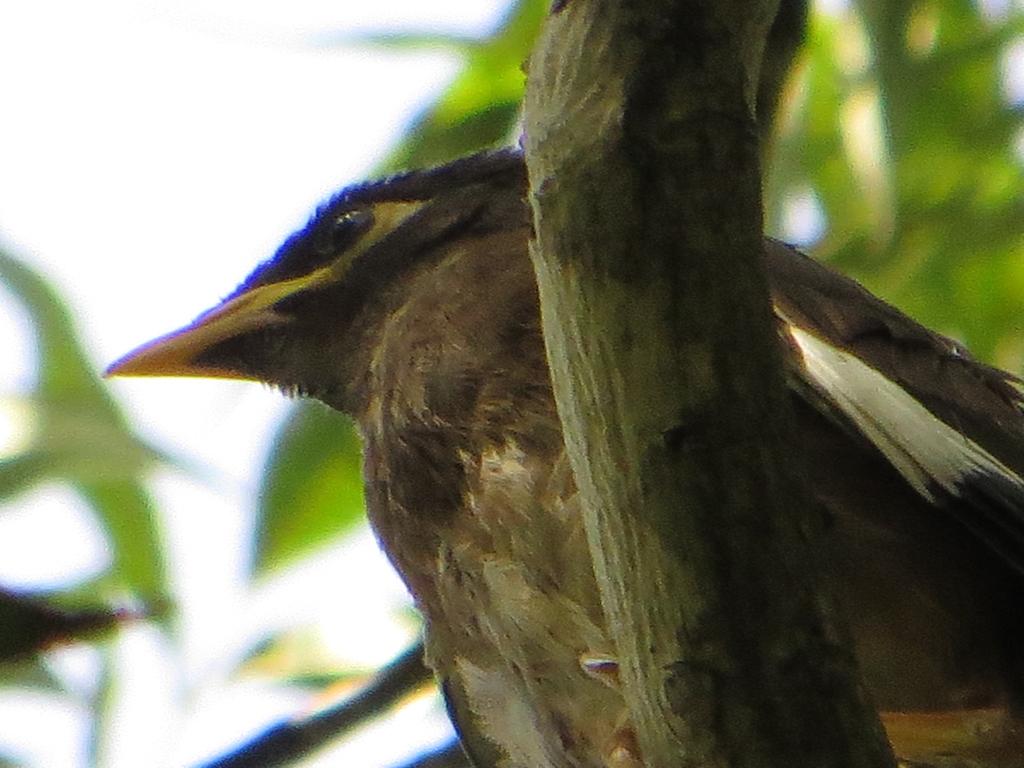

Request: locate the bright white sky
(0, 1), (512, 766)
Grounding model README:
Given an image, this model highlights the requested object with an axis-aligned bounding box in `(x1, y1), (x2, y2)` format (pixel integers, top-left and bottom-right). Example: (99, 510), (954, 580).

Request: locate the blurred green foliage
(765, 0), (1024, 366)
(254, 404), (365, 573)
(0, 0), (1021, 764)
(0, 253), (168, 600)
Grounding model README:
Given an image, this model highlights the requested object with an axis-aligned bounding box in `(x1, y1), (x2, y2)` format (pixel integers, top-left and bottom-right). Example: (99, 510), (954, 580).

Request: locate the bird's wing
(440, 676), (503, 768)
(766, 238), (1024, 574)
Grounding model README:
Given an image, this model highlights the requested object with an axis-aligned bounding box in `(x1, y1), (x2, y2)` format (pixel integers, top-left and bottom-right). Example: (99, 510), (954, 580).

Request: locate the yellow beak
(105, 266), (335, 380)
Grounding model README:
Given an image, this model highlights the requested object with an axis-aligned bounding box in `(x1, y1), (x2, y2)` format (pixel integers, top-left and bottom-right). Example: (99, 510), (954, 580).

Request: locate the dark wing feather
(765, 238), (1024, 575)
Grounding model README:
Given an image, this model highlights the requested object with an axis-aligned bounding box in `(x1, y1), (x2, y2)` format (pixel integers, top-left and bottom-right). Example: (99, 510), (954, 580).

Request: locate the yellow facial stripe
(326, 200), (424, 278)
(105, 199), (425, 379)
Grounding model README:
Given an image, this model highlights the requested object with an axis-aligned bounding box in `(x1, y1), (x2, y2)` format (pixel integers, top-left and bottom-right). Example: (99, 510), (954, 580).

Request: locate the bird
(108, 150), (1024, 767)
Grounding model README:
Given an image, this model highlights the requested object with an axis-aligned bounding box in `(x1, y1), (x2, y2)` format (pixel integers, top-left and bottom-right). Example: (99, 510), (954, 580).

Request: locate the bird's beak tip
(104, 333), (198, 379)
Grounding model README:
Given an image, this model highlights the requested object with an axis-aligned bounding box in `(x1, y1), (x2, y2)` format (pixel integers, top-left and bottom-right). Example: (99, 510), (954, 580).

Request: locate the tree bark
(523, 2), (896, 767)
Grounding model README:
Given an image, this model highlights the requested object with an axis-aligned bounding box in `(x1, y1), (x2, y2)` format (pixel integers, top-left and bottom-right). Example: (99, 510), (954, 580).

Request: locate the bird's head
(106, 150), (528, 410)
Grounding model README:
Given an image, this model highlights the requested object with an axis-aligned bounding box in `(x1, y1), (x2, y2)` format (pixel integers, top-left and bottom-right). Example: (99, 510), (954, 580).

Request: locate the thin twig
(198, 642), (434, 768)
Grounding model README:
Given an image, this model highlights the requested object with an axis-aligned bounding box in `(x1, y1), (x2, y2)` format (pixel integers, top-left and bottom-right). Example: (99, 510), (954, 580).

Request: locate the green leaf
(236, 628), (365, 688)
(0, 655), (66, 693)
(78, 481), (167, 600)
(253, 403), (366, 574)
(0, 249), (168, 599)
(317, 31), (482, 55)
(0, 251), (106, 404)
(0, 395), (161, 500)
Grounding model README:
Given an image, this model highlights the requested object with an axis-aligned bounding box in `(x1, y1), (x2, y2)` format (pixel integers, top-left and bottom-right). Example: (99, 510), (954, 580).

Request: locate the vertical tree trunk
(523, 2), (896, 766)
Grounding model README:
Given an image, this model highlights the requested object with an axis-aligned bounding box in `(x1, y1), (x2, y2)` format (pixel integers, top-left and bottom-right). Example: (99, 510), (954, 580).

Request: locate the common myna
(109, 151), (1024, 767)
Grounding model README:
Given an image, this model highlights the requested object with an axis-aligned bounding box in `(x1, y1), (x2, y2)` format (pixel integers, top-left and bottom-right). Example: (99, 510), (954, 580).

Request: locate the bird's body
(110, 151), (1024, 766)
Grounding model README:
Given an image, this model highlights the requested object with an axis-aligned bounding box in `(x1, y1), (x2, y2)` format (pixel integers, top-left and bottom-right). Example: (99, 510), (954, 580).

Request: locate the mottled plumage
(109, 151), (1024, 766)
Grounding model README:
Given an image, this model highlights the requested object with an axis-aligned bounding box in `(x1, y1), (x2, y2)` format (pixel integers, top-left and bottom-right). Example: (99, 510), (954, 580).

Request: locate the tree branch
(523, 2), (895, 767)
(390, 740), (471, 768)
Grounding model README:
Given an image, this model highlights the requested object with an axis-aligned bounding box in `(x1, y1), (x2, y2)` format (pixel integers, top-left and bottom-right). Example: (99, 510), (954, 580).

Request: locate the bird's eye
(330, 209), (374, 252)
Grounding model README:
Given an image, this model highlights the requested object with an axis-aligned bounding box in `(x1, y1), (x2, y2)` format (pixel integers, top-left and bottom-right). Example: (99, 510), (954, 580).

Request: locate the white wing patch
(788, 324), (1024, 502)
(456, 658), (560, 768)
